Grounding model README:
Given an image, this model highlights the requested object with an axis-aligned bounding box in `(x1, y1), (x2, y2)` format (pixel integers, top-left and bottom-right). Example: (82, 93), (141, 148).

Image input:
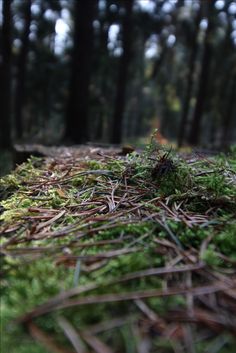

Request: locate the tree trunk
(221, 77), (236, 149)
(188, 1), (215, 146)
(95, 3), (110, 141)
(111, 0), (134, 144)
(177, 8), (201, 147)
(14, 0), (32, 140)
(0, 0), (12, 149)
(128, 34), (146, 139)
(65, 0), (97, 144)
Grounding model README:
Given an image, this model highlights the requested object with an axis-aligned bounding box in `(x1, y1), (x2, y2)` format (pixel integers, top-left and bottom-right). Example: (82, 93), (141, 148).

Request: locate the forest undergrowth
(1, 139), (236, 353)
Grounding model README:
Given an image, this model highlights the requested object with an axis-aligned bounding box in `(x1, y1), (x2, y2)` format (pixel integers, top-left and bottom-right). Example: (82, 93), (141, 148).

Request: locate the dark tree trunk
(111, 0), (134, 144)
(14, 0), (32, 140)
(188, 1), (215, 146)
(151, 45), (167, 80)
(127, 34), (146, 139)
(95, 3), (110, 141)
(0, 0), (12, 149)
(65, 0), (97, 144)
(221, 77), (236, 148)
(177, 8), (201, 147)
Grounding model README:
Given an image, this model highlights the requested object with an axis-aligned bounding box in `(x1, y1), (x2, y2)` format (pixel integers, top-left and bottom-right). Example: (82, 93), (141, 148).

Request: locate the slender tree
(14, 0), (32, 139)
(0, 0), (12, 149)
(65, 0), (97, 143)
(177, 6), (201, 147)
(221, 76), (236, 148)
(94, 1), (111, 141)
(188, 0), (215, 146)
(111, 0), (134, 144)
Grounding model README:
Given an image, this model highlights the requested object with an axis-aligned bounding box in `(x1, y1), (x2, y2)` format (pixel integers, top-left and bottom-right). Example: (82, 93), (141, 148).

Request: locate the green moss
(214, 224), (236, 256)
(196, 172), (235, 198)
(107, 159), (126, 174)
(157, 165), (191, 196)
(1, 142), (236, 352)
(178, 225), (209, 248)
(86, 159), (105, 170)
(2, 330), (49, 353)
(200, 247), (223, 267)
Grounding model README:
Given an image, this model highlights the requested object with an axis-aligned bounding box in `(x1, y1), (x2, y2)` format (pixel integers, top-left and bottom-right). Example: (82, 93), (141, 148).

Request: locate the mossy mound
(1, 142), (236, 353)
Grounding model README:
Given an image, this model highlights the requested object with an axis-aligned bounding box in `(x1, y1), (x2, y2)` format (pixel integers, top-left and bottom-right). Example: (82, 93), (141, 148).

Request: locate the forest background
(1, 0), (236, 174)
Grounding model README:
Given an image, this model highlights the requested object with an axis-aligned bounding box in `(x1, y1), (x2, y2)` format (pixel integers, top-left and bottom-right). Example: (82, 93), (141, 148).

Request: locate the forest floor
(1, 140), (236, 353)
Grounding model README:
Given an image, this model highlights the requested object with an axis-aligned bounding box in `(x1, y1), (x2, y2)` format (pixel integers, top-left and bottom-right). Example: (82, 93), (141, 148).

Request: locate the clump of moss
(214, 224), (236, 256)
(200, 247), (223, 267)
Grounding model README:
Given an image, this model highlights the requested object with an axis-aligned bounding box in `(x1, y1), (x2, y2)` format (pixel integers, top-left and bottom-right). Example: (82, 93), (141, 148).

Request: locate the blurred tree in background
(14, 0), (32, 139)
(65, 0), (97, 143)
(0, 0), (12, 149)
(0, 0), (236, 153)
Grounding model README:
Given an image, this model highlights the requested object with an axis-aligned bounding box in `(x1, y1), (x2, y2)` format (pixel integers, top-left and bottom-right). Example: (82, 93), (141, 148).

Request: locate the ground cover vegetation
(1, 139), (236, 353)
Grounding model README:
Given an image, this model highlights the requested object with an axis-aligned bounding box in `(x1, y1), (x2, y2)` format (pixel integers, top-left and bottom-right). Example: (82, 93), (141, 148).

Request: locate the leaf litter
(1, 143), (236, 353)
